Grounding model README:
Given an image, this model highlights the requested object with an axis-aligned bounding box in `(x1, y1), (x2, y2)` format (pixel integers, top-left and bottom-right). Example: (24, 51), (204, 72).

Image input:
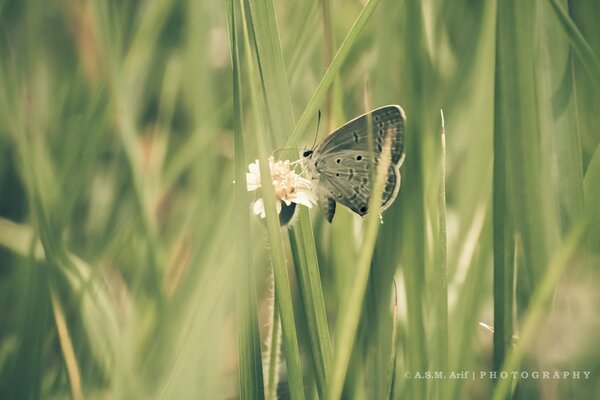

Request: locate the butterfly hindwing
(315, 184), (337, 223)
(317, 150), (401, 217)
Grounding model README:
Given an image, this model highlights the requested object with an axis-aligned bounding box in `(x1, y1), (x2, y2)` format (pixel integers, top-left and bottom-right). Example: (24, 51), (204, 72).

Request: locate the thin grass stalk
(285, 0), (384, 148)
(450, 204), (492, 400)
(319, 0), (335, 132)
(386, 283), (399, 400)
(433, 110), (449, 400)
(50, 286), (83, 400)
(265, 300), (282, 400)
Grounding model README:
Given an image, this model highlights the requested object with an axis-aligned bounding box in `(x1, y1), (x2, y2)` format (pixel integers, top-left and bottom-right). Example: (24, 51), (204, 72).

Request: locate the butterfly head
(302, 149), (314, 158)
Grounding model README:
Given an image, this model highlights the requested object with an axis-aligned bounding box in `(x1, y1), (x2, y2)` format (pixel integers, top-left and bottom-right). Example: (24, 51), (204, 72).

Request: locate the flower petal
(294, 175), (313, 189)
(252, 198), (265, 218)
(246, 173), (259, 191)
(295, 189), (317, 208)
(249, 160), (260, 175)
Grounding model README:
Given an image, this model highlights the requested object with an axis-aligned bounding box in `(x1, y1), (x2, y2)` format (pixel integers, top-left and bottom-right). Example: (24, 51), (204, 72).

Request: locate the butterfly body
(303, 105), (405, 222)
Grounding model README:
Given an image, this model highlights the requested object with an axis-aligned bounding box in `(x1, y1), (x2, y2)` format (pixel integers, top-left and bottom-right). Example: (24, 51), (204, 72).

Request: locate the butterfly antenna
(310, 110), (321, 151)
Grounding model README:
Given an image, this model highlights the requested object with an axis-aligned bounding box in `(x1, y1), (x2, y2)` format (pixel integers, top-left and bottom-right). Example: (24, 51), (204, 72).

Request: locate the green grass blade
(386, 286), (399, 400)
(583, 144), (600, 251)
(492, 9), (515, 380)
(328, 128), (395, 400)
(288, 211), (332, 398)
(228, 1), (265, 398)
(537, 0), (584, 236)
(264, 297), (282, 400)
(432, 111), (449, 399)
(492, 3), (582, 399)
(245, 0), (332, 397)
(493, 1), (556, 383)
(491, 218), (589, 400)
(239, 0), (305, 397)
(546, 0), (600, 88)
(401, 1), (431, 398)
(255, 146), (305, 400)
(246, 0), (296, 148)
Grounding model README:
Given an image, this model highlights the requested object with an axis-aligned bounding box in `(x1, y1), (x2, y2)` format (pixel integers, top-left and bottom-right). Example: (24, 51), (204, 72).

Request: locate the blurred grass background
(1, 0), (599, 399)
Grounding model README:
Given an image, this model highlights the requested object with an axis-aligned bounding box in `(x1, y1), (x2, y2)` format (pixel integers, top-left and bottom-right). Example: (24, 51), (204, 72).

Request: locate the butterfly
(302, 105), (405, 223)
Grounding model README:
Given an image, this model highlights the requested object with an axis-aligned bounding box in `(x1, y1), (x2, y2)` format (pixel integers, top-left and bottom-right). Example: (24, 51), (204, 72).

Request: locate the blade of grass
(492, 0), (517, 384)
(228, 0), (265, 398)
(432, 110), (449, 399)
(288, 212), (332, 399)
(583, 143), (600, 251)
(246, 0), (295, 148)
(494, 1), (556, 385)
(264, 295), (282, 400)
(328, 128), (395, 400)
(491, 217), (589, 400)
(245, 0), (332, 396)
(450, 202), (492, 400)
(536, 0), (584, 236)
(546, 0), (600, 88)
(386, 283), (399, 400)
(255, 139), (305, 400)
(402, 1), (431, 398)
(239, 0), (305, 397)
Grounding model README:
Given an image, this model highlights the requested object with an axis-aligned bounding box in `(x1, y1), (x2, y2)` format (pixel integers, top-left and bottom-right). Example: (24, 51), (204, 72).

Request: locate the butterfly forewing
(315, 105), (405, 165)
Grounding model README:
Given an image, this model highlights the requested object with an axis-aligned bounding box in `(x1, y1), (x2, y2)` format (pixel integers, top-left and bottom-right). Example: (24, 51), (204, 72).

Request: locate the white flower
(246, 157), (317, 218)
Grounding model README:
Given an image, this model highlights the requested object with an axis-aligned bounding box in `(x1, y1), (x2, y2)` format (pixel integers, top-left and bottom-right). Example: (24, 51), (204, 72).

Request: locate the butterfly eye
(303, 150), (313, 157)
(356, 155), (363, 161)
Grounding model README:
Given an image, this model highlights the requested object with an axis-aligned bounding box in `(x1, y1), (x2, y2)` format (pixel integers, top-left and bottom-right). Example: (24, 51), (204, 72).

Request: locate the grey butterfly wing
(315, 105), (406, 167)
(316, 150), (401, 217)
